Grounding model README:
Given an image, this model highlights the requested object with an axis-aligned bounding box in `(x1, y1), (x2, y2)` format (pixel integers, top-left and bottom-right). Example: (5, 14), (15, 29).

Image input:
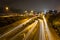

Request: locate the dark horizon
(0, 0), (60, 12)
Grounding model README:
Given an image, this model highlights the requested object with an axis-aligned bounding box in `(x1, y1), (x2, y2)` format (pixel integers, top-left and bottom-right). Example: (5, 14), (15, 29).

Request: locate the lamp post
(5, 6), (9, 11)
(30, 10), (34, 15)
(5, 6), (9, 13)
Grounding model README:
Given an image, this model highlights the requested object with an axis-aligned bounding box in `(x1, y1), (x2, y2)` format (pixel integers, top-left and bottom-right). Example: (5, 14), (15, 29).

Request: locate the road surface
(0, 16), (60, 40)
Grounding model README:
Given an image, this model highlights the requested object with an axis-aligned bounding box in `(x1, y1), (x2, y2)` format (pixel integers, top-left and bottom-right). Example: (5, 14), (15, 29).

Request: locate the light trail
(23, 20), (38, 40)
(0, 17), (34, 39)
(43, 15), (54, 40)
(10, 20), (38, 40)
(0, 15), (16, 17)
(38, 19), (46, 40)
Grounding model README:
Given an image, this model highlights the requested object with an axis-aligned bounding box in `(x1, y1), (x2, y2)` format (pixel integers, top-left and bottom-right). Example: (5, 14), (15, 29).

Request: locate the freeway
(10, 20), (38, 40)
(0, 18), (29, 35)
(0, 16), (37, 40)
(43, 15), (60, 40)
(0, 15), (60, 40)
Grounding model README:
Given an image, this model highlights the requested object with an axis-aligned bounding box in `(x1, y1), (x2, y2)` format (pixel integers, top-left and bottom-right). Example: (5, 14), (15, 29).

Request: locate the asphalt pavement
(0, 16), (60, 40)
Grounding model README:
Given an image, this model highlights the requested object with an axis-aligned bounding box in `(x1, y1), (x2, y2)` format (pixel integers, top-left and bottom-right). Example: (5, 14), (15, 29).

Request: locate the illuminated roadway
(0, 15), (60, 40)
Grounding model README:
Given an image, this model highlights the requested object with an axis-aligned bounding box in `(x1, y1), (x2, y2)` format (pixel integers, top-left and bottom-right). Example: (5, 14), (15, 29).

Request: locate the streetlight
(31, 10), (33, 13)
(29, 10), (34, 15)
(25, 10), (27, 13)
(24, 10), (28, 16)
(5, 6), (9, 11)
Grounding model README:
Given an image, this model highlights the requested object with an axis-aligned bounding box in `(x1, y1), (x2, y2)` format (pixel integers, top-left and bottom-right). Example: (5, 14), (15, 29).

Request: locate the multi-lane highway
(0, 15), (60, 40)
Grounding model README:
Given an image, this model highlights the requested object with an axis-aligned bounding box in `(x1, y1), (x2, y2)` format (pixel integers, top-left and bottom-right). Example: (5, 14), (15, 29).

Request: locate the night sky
(1, 0), (60, 11)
